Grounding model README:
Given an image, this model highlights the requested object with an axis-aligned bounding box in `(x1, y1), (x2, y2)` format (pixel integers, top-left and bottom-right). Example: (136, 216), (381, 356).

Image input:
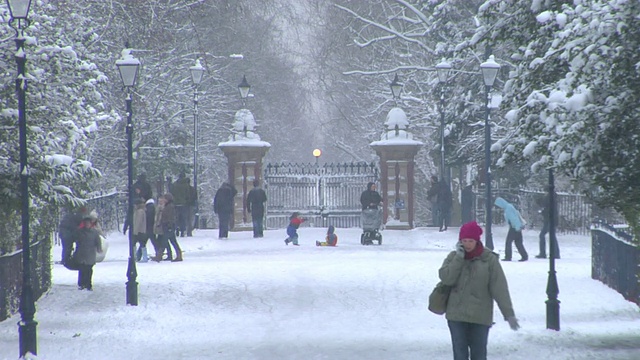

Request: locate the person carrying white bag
(88, 210), (109, 262)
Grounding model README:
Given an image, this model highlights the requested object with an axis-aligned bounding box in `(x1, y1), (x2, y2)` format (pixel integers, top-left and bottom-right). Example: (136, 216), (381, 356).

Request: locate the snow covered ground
(0, 225), (638, 359)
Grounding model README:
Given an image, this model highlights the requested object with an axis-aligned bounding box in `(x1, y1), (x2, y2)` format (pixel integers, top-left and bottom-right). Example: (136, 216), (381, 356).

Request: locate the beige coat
(133, 203), (146, 235)
(439, 248), (515, 326)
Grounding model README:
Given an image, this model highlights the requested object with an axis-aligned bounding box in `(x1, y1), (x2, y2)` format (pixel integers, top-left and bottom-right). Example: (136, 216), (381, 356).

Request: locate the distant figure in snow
(316, 225), (338, 247)
(284, 212), (305, 246)
(246, 179), (267, 238)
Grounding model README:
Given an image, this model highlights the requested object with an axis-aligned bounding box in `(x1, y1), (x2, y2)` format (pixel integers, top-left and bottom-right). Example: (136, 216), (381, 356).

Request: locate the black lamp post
(389, 73), (403, 104)
(238, 75), (251, 107)
(189, 59), (205, 231)
(7, 0), (36, 356)
(435, 60), (452, 185)
(480, 55), (500, 250)
(546, 168), (560, 330)
(116, 48), (141, 306)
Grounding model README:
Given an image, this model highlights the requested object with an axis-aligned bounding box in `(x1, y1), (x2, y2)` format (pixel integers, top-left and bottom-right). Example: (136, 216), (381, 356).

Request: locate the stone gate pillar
(370, 107), (422, 229)
(219, 109), (270, 231)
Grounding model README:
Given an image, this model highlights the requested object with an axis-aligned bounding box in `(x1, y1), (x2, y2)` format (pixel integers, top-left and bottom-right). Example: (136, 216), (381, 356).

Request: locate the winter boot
(135, 245), (142, 262)
(171, 244), (183, 262)
(140, 247), (149, 262)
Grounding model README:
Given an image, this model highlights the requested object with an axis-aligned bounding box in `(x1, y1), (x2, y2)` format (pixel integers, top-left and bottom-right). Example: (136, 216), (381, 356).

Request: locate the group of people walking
(125, 174), (184, 262)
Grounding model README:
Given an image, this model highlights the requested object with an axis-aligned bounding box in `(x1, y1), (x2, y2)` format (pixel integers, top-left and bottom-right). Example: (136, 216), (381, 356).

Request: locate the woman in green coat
(438, 221), (520, 360)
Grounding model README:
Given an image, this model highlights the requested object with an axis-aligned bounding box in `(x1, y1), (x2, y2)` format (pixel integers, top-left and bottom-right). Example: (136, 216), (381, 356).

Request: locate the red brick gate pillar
(370, 107), (422, 230)
(218, 109), (270, 231)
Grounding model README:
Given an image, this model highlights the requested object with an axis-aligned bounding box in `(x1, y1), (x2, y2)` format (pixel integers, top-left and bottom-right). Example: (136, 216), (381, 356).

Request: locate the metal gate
(264, 162), (378, 229)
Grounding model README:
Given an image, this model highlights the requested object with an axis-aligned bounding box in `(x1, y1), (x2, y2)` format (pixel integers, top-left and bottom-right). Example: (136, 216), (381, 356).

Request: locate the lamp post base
(126, 257), (138, 306)
(126, 280), (138, 306)
(19, 319), (38, 357)
(546, 298), (560, 330)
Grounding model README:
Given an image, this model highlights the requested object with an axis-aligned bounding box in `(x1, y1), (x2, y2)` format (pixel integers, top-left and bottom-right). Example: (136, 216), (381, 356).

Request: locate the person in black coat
(428, 176), (452, 232)
(214, 182), (237, 239)
(461, 183), (475, 224)
(360, 182), (382, 210)
(58, 207), (87, 265)
(536, 192), (560, 259)
(246, 179), (267, 238)
(133, 173), (153, 201)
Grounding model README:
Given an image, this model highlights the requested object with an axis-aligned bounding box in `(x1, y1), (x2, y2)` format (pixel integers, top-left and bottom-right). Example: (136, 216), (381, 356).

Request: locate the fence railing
(0, 234), (52, 322)
(591, 221), (639, 306)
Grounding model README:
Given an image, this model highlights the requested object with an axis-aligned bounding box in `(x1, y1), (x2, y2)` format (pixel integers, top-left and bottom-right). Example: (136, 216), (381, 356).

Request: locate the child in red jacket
(316, 225), (338, 246)
(285, 212), (305, 246)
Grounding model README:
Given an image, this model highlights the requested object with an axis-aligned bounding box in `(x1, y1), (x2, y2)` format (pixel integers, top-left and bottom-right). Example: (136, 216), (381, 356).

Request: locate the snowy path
(0, 226), (638, 359)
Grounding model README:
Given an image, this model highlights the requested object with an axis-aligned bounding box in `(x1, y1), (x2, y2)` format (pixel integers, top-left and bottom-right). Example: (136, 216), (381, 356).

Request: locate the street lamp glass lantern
(390, 73), (403, 99)
(480, 55), (501, 87)
(435, 59), (452, 83)
(190, 59), (205, 86)
(238, 75), (251, 99)
(115, 49), (141, 88)
(6, 0), (32, 19)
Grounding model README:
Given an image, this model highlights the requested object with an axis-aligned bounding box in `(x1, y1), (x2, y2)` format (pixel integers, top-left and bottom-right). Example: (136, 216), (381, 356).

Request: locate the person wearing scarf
(438, 221), (520, 360)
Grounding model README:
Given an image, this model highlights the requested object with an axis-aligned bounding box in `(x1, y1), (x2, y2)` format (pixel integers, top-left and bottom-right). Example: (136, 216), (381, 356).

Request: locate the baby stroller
(360, 208), (382, 245)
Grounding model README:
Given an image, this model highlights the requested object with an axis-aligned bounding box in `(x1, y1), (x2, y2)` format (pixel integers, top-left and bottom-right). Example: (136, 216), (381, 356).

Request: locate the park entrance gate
(264, 162), (379, 229)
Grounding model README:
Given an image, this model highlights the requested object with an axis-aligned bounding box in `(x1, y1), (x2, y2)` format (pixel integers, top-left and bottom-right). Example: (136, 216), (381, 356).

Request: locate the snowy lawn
(0, 225), (638, 359)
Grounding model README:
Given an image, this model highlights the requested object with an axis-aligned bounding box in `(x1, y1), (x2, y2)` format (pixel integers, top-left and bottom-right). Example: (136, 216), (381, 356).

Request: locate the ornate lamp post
(238, 75), (251, 107)
(7, 0), (36, 356)
(546, 168), (560, 330)
(116, 48), (141, 306)
(435, 59), (452, 185)
(389, 73), (403, 104)
(479, 55), (500, 250)
(189, 59), (205, 231)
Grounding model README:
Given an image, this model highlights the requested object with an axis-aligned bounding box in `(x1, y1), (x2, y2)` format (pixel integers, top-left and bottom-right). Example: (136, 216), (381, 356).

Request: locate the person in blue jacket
(494, 197), (528, 262)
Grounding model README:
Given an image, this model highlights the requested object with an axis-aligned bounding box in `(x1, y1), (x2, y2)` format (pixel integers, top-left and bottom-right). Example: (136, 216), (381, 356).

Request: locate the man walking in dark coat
(214, 182), (237, 239)
(58, 207), (87, 265)
(133, 173), (153, 201)
(461, 183), (475, 224)
(171, 173), (191, 237)
(428, 176), (452, 232)
(246, 179), (267, 238)
(536, 192), (560, 259)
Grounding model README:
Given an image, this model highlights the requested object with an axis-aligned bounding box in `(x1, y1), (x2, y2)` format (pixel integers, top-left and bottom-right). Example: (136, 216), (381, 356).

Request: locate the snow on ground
(0, 225), (639, 359)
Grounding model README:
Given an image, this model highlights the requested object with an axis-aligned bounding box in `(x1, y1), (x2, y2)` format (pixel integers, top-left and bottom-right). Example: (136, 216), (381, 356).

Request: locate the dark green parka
(439, 248), (515, 326)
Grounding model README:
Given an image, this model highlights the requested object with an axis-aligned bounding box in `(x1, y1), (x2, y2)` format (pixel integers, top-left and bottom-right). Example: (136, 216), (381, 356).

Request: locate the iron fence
(0, 234), (52, 322)
(591, 221), (639, 305)
(264, 162), (378, 229)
